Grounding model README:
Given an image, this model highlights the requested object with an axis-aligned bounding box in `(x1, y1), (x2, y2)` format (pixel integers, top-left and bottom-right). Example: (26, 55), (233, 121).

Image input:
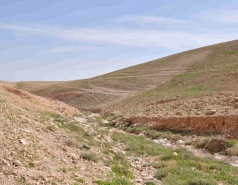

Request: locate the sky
(0, 0), (238, 82)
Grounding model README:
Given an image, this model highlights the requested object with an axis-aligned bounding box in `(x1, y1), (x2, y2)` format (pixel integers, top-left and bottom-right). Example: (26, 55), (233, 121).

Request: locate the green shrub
(187, 178), (216, 185)
(155, 168), (168, 180)
(94, 177), (133, 185)
(145, 181), (156, 185)
(80, 152), (98, 163)
(112, 164), (134, 179)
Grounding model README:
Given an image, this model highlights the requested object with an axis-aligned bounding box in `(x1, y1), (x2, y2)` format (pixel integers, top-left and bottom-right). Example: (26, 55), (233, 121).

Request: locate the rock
(62, 159), (67, 163)
(46, 125), (57, 131)
(72, 160), (77, 164)
(1, 159), (10, 166)
(108, 149), (117, 154)
(214, 153), (222, 159)
(49, 117), (54, 122)
(70, 153), (78, 160)
(138, 133), (145, 137)
(81, 143), (91, 149)
(226, 147), (238, 156)
(21, 175), (28, 181)
(62, 147), (67, 152)
(22, 129), (32, 133)
(42, 176), (48, 182)
(88, 113), (100, 118)
(32, 160), (41, 166)
(74, 117), (87, 123)
(204, 110), (216, 115)
(102, 120), (109, 124)
(20, 139), (28, 145)
(175, 111), (182, 116)
(176, 140), (184, 145)
(195, 111), (201, 115)
(136, 178), (143, 183)
(234, 97), (238, 103)
(25, 107), (31, 111)
(121, 150), (126, 155)
(194, 139), (207, 148)
(3, 168), (14, 175)
(110, 120), (117, 126)
(234, 104), (238, 109)
(154, 138), (167, 144)
(165, 143), (172, 147)
(13, 160), (22, 166)
(230, 156), (238, 161)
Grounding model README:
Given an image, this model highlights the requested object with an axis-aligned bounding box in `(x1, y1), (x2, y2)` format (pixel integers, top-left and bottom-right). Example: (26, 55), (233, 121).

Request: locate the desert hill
(16, 40), (238, 137)
(15, 40), (216, 111)
(2, 82), (238, 185)
(17, 40), (238, 114)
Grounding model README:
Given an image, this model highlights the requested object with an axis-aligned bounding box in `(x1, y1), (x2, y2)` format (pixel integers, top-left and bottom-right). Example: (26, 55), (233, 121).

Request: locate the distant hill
(16, 40), (238, 113)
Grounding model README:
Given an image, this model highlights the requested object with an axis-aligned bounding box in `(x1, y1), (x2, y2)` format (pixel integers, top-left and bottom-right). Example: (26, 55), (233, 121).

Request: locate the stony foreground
(1, 83), (238, 185)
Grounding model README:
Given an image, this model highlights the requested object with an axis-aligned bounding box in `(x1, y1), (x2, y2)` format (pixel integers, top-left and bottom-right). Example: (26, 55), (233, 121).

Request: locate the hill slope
(2, 82), (238, 185)
(17, 41), (215, 111)
(16, 39), (238, 136)
(17, 40), (238, 112)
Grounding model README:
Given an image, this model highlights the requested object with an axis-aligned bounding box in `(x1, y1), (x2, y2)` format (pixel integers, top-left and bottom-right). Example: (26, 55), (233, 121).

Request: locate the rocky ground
(1, 82), (238, 185)
(0, 83), (161, 185)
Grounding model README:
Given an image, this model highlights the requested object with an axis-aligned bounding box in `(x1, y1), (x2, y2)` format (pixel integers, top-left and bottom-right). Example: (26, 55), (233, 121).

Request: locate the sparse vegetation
(145, 182), (156, 185)
(80, 152), (99, 163)
(94, 177), (133, 185)
(40, 111), (66, 124)
(111, 164), (134, 179)
(112, 132), (238, 185)
(73, 177), (85, 183)
(205, 137), (229, 153)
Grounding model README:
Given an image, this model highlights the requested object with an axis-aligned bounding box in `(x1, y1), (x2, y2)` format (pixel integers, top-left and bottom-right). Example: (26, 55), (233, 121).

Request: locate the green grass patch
(39, 111), (66, 124)
(112, 132), (166, 156)
(112, 132), (238, 185)
(111, 164), (133, 179)
(94, 177), (133, 185)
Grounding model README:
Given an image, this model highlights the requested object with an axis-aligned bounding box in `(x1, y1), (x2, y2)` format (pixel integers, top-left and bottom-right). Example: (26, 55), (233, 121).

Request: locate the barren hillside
(2, 82), (238, 185)
(16, 40), (238, 137)
(103, 40), (238, 136)
(16, 40), (214, 111)
(17, 40), (238, 114)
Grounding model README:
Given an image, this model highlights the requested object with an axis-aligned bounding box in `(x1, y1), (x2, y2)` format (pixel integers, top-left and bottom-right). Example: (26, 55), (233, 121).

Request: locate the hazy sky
(1, 0), (238, 81)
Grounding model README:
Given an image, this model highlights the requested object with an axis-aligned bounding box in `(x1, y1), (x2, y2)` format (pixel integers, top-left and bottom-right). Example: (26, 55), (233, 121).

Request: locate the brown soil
(0, 82), (112, 184)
